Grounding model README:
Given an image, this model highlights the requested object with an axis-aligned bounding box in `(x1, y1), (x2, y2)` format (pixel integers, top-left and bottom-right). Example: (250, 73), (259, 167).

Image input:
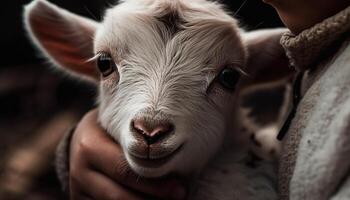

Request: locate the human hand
(69, 110), (187, 200)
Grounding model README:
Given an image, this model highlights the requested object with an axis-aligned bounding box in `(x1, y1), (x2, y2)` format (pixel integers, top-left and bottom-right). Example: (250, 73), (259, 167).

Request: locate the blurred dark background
(0, 0), (283, 199)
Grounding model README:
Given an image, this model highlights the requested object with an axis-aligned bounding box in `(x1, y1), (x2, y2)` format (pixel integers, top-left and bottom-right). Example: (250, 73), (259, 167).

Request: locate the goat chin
(125, 151), (189, 178)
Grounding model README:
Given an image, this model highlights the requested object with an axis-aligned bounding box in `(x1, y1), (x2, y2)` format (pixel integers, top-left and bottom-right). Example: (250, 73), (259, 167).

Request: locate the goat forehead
(95, 0), (244, 67)
(97, 20), (244, 71)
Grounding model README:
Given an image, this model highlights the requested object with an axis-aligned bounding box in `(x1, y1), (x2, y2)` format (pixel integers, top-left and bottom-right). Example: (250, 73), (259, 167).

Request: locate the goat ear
(242, 28), (293, 85)
(24, 0), (99, 82)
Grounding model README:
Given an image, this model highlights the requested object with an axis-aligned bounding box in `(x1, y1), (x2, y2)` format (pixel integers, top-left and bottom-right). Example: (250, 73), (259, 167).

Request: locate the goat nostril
(132, 119), (174, 145)
(143, 134), (161, 146)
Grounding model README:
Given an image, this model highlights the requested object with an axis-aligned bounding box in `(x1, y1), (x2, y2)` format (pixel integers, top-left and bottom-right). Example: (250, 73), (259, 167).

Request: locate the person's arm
(329, 113), (350, 200)
(55, 110), (186, 200)
(331, 175), (350, 200)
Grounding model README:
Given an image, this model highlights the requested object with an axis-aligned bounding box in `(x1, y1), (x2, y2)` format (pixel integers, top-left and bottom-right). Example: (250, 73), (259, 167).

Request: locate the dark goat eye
(97, 53), (116, 77)
(219, 67), (240, 90)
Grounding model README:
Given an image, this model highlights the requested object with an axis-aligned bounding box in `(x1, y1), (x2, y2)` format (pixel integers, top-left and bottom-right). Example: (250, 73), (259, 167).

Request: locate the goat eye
(219, 67), (240, 90)
(97, 53), (116, 77)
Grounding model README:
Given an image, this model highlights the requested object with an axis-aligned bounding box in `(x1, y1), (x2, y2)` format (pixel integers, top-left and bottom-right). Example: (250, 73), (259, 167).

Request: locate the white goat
(24, 0), (285, 199)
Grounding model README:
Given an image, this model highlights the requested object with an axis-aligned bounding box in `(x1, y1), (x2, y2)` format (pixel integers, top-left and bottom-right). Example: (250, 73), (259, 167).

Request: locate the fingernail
(171, 185), (186, 200)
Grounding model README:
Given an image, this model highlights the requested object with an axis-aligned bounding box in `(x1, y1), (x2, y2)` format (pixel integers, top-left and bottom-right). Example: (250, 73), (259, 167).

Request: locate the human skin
(263, 0), (350, 34)
(69, 110), (186, 200)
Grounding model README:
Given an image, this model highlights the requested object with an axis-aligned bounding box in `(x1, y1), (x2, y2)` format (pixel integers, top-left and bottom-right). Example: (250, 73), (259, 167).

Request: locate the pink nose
(132, 118), (174, 145)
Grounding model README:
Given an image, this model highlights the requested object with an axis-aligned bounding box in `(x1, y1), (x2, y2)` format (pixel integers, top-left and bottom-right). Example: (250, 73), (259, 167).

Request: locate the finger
(70, 179), (94, 200)
(80, 195), (94, 200)
(85, 137), (186, 200)
(70, 191), (93, 200)
(71, 168), (144, 200)
(73, 110), (186, 199)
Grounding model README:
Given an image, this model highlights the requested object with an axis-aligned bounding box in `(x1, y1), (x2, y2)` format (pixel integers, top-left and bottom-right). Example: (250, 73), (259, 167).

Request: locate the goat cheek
(208, 87), (225, 104)
(102, 73), (119, 91)
(210, 86), (226, 99)
(210, 87), (236, 110)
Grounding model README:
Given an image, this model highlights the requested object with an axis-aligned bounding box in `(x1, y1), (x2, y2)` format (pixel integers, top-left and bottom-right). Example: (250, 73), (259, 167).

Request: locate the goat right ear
(242, 28), (294, 85)
(24, 0), (99, 82)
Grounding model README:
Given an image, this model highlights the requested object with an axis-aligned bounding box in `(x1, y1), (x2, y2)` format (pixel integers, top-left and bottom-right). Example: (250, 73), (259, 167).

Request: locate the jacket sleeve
(55, 126), (75, 193)
(328, 109), (350, 200)
(331, 175), (350, 200)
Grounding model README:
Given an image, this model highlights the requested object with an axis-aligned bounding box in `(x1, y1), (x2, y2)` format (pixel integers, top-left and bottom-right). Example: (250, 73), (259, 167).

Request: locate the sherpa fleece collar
(280, 6), (350, 71)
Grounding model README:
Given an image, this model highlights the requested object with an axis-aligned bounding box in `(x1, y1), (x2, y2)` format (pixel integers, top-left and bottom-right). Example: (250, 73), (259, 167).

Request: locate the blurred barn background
(0, 0), (283, 199)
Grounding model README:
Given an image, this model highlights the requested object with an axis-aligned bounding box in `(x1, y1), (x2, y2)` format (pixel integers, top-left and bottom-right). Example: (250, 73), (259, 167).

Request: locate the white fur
(24, 0), (279, 199)
(95, 0), (246, 178)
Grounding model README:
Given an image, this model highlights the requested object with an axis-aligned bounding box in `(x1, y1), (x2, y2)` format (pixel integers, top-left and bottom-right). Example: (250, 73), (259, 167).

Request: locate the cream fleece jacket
(279, 6), (350, 200)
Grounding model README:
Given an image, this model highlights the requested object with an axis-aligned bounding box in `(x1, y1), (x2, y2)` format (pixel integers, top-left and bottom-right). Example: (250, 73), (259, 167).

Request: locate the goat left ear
(24, 0), (99, 82)
(241, 28), (293, 86)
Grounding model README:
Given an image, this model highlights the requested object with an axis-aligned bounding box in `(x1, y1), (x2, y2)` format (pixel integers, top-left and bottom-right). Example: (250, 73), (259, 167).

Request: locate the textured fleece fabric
(279, 6), (350, 200)
(55, 127), (74, 193)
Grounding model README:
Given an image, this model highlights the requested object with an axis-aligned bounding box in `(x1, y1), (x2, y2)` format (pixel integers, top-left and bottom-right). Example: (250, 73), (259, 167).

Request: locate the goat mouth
(129, 144), (183, 168)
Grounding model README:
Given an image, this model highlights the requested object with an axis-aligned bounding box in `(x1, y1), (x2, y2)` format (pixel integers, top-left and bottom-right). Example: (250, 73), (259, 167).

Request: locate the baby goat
(24, 0), (285, 199)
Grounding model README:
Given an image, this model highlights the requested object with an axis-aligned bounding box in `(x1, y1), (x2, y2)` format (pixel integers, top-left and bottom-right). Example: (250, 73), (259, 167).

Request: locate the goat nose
(132, 119), (174, 145)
